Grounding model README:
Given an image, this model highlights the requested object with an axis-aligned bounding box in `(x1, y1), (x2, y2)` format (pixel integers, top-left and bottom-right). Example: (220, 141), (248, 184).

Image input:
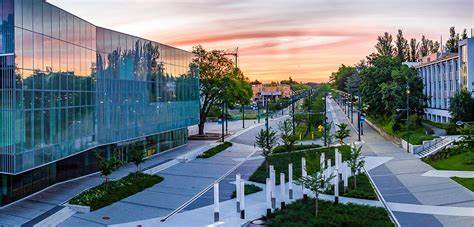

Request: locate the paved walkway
(422, 170), (474, 178)
(328, 97), (474, 227)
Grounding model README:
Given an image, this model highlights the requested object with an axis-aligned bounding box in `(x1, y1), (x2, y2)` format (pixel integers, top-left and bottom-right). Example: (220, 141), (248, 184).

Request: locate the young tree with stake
(256, 128), (278, 173)
(297, 167), (334, 217)
(279, 119), (297, 152)
(334, 123), (351, 144)
(347, 144), (365, 188)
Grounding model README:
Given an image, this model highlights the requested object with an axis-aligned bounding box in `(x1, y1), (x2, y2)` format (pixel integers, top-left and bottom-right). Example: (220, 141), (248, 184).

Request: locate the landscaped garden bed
(264, 198), (393, 226)
(231, 184), (262, 198)
(325, 173), (378, 200)
(197, 141), (232, 158)
(69, 172), (163, 211)
(249, 146), (351, 185)
(273, 144), (322, 154)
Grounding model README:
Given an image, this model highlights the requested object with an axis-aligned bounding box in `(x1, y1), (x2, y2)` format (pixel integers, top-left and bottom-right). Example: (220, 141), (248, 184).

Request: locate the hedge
(197, 142), (232, 158)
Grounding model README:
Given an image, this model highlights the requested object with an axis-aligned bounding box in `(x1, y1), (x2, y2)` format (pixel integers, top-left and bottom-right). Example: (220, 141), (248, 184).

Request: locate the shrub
(273, 144), (322, 153)
(230, 184), (262, 198)
(197, 142), (232, 158)
(69, 173), (163, 211)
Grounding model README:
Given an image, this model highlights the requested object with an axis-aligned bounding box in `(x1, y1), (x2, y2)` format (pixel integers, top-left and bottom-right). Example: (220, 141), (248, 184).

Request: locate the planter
(65, 203), (90, 213)
(364, 119), (402, 145)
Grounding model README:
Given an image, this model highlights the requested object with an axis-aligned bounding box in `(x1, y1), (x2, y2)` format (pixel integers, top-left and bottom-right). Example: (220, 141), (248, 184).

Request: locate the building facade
(0, 0), (199, 206)
(252, 83), (291, 105)
(415, 38), (474, 123)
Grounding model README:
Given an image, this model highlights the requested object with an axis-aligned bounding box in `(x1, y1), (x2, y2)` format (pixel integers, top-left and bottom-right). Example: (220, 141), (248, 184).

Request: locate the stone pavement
(328, 97), (474, 227)
(421, 170), (474, 178)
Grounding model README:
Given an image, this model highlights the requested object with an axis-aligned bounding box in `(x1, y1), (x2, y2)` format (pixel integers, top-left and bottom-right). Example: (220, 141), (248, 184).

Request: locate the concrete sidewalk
(328, 98), (474, 227)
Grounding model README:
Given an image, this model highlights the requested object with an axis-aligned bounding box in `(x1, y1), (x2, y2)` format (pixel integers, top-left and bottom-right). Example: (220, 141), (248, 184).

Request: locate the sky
(48, 0), (473, 83)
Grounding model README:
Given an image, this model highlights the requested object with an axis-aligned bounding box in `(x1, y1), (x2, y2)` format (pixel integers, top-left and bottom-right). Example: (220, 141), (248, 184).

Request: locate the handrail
(363, 167), (401, 227)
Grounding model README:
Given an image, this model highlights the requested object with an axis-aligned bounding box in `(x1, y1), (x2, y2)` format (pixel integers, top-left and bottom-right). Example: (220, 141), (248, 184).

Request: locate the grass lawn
(265, 199), (393, 227)
(295, 124), (322, 141)
(249, 146), (350, 185)
(197, 142), (232, 158)
(69, 172), (163, 211)
(451, 177), (474, 191)
(368, 116), (435, 145)
(424, 152), (474, 171)
(273, 144), (322, 154)
(325, 173), (377, 200)
(230, 184), (262, 198)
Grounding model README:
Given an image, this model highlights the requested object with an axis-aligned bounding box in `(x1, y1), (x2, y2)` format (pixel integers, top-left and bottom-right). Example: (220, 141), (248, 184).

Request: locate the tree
(334, 123), (351, 144)
(255, 129), (278, 172)
(347, 144), (365, 188)
(95, 151), (122, 184)
(429, 41), (440, 54)
(394, 29), (409, 61)
(449, 89), (474, 122)
(329, 65), (357, 92)
(375, 32), (394, 56)
(128, 144), (146, 172)
(279, 119), (297, 152)
(345, 74), (361, 95)
(408, 38), (419, 61)
(461, 29), (468, 40)
(297, 167), (334, 217)
(250, 79), (262, 85)
(419, 35), (430, 58)
(192, 45), (251, 135)
(445, 27), (460, 53)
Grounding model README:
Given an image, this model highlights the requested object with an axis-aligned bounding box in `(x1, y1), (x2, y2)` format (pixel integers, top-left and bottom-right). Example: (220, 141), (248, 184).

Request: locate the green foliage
(445, 26), (460, 53)
(325, 173), (377, 200)
(394, 29), (409, 61)
(369, 115), (435, 145)
(297, 168), (334, 216)
(424, 150), (474, 171)
(334, 123), (351, 144)
(69, 173), (163, 211)
(451, 177), (474, 191)
(422, 120), (459, 135)
(273, 144), (322, 154)
(375, 32), (394, 56)
(279, 119), (298, 152)
(329, 65), (357, 92)
(347, 145), (365, 188)
(95, 151), (122, 183)
(449, 89), (474, 122)
(265, 199), (393, 227)
(249, 146), (351, 184)
(128, 144), (146, 172)
(230, 184), (262, 198)
(255, 129), (278, 158)
(197, 142), (232, 158)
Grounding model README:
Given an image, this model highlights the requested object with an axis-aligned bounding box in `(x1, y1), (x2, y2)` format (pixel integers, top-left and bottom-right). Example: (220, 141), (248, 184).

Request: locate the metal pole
(323, 92), (327, 147)
(358, 92), (361, 142)
(221, 102), (225, 142)
(308, 89), (312, 136)
(257, 103), (261, 123)
(406, 82), (410, 153)
(266, 97), (269, 134)
(291, 95), (295, 134)
(225, 102), (228, 135)
(350, 94), (354, 123)
(242, 104), (245, 128)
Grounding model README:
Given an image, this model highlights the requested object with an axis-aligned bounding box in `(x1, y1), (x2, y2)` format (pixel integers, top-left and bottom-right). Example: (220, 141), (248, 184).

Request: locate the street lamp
(406, 83), (410, 153)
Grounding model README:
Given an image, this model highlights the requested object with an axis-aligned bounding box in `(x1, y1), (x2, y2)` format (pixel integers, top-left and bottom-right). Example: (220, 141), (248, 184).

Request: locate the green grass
(368, 116), (435, 145)
(265, 199), (393, 227)
(197, 142), (232, 158)
(325, 173), (377, 200)
(230, 184), (262, 198)
(69, 172), (163, 211)
(273, 144), (322, 154)
(422, 120), (459, 135)
(451, 177), (474, 191)
(249, 146), (350, 185)
(425, 152), (474, 171)
(295, 124), (322, 141)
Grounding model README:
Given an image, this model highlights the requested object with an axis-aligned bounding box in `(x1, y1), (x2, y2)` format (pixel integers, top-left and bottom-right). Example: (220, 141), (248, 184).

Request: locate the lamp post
(357, 92), (361, 142)
(221, 101), (225, 142)
(323, 92), (328, 147)
(257, 102), (261, 123)
(406, 83), (410, 153)
(291, 94), (295, 133)
(242, 104), (245, 128)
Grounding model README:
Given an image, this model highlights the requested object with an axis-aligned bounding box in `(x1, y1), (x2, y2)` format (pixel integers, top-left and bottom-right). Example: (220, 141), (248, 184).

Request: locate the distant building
(252, 84), (291, 105)
(415, 38), (474, 123)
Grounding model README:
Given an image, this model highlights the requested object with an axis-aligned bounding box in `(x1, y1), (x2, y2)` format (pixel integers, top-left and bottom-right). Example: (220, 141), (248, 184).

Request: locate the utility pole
(257, 103), (261, 123)
(225, 102), (228, 135)
(265, 96), (269, 134)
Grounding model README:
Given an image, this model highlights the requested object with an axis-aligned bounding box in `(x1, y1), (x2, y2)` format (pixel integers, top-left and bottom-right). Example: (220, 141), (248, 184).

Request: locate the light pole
(265, 96), (269, 134)
(291, 94), (295, 133)
(357, 91), (361, 142)
(242, 104), (245, 128)
(257, 102), (261, 123)
(221, 101), (225, 142)
(406, 83), (410, 153)
(323, 92), (327, 147)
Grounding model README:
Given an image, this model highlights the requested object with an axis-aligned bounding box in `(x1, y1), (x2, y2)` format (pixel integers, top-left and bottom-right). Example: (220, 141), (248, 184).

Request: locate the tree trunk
(315, 194), (319, 217)
(198, 121), (206, 135)
(354, 174), (357, 189)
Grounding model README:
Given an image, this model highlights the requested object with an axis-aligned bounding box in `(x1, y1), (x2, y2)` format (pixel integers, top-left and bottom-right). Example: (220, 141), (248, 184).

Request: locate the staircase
(33, 206), (76, 227)
(416, 136), (458, 158)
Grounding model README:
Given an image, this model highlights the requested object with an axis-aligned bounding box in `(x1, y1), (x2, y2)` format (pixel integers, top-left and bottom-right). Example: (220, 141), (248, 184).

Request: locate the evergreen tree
(375, 32), (394, 56)
(461, 29), (468, 40)
(395, 29), (409, 61)
(419, 35), (430, 57)
(445, 27), (460, 53)
(409, 38), (419, 61)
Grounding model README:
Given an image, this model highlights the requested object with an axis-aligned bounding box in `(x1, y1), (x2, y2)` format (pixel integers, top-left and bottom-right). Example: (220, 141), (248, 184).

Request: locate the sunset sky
(49, 0), (473, 83)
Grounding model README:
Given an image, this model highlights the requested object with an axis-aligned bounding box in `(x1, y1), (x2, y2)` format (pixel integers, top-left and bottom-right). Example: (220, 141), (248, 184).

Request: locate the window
(43, 3), (51, 37)
(32, 0), (42, 33)
(51, 6), (60, 39)
(33, 33), (43, 71)
(22, 0), (33, 30)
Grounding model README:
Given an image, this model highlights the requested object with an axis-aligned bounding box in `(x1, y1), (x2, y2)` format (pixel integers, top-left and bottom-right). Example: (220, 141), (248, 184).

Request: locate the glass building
(0, 0), (199, 206)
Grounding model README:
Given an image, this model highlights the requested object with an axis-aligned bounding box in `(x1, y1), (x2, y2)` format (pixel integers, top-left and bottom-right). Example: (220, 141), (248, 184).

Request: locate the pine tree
(409, 38), (419, 61)
(375, 32), (394, 56)
(445, 27), (460, 53)
(395, 29), (409, 61)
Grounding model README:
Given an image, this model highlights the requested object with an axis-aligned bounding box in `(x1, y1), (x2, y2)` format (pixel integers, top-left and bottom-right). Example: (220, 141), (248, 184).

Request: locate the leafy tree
(128, 144), (146, 172)
(419, 35), (430, 58)
(408, 38), (419, 61)
(250, 79), (262, 85)
(334, 123), (351, 144)
(347, 145), (365, 188)
(449, 89), (474, 122)
(256, 129), (278, 172)
(192, 45), (251, 135)
(375, 32), (394, 56)
(445, 27), (460, 53)
(461, 29), (468, 40)
(345, 74), (361, 95)
(329, 65), (357, 92)
(394, 29), (409, 61)
(297, 167), (334, 216)
(279, 119), (297, 152)
(429, 40), (440, 54)
(95, 151), (122, 184)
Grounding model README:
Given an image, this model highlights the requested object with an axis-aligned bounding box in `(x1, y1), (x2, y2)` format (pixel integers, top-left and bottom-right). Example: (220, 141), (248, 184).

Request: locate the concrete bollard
(343, 164), (348, 192)
(213, 182), (219, 222)
(236, 174), (241, 213)
(301, 157), (307, 199)
(335, 148), (339, 170)
(280, 173), (286, 209)
(240, 180), (245, 219)
(334, 169), (339, 204)
(266, 178), (272, 215)
(270, 168), (276, 209)
(320, 153), (325, 169)
(288, 163), (293, 200)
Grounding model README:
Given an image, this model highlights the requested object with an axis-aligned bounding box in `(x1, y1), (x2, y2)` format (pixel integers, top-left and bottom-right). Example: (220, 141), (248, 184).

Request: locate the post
(357, 92), (361, 141)
(320, 153), (325, 169)
(266, 178), (272, 215)
(307, 89), (312, 136)
(280, 173), (286, 209)
(225, 102), (228, 135)
(302, 157), (307, 199)
(335, 148), (339, 171)
(323, 92), (327, 147)
(265, 97), (269, 135)
(236, 174), (241, 213)
(327, 159), (331, 169)
(242, 105), (245, 128)
(291, 95), (295, 133)
(406, 82), (410, 153)
(221, 102), (225, 142)
(270, 166), (276, 209)
(343, 164), (348, 192)
(334, 169), (339, 204)
(257, 103), (261, 123)
(240, 180), (245, 219)
(213, 182), (219, 222)
(288, 163), (293, 200)
(350, 94), (354, 123)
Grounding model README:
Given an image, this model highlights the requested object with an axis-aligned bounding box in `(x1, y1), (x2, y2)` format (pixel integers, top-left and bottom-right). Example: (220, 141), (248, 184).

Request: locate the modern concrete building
(415, 38), (474, 123)
(0, 0), (199, 206)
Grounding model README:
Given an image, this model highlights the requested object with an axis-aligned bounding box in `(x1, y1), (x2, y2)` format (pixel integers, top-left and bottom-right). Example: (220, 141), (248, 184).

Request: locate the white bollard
(327, 159), (331, 168)
(270, 168), (276, 209)
(240, 180), (245, 219)
(288, 163), (293, 200)
(269, 165), (274, 178)
(213, 182), (219, 222)
(301, 157), (307, 199)
(320, 153), (326, 169)
(334, 169), (339, 204)
(335, 149), (339, 170)
(266, 178), (272, 215)
(280, 173), (286, 208)
(236, 174), (241, 213)
(343, 165), (348, 192)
